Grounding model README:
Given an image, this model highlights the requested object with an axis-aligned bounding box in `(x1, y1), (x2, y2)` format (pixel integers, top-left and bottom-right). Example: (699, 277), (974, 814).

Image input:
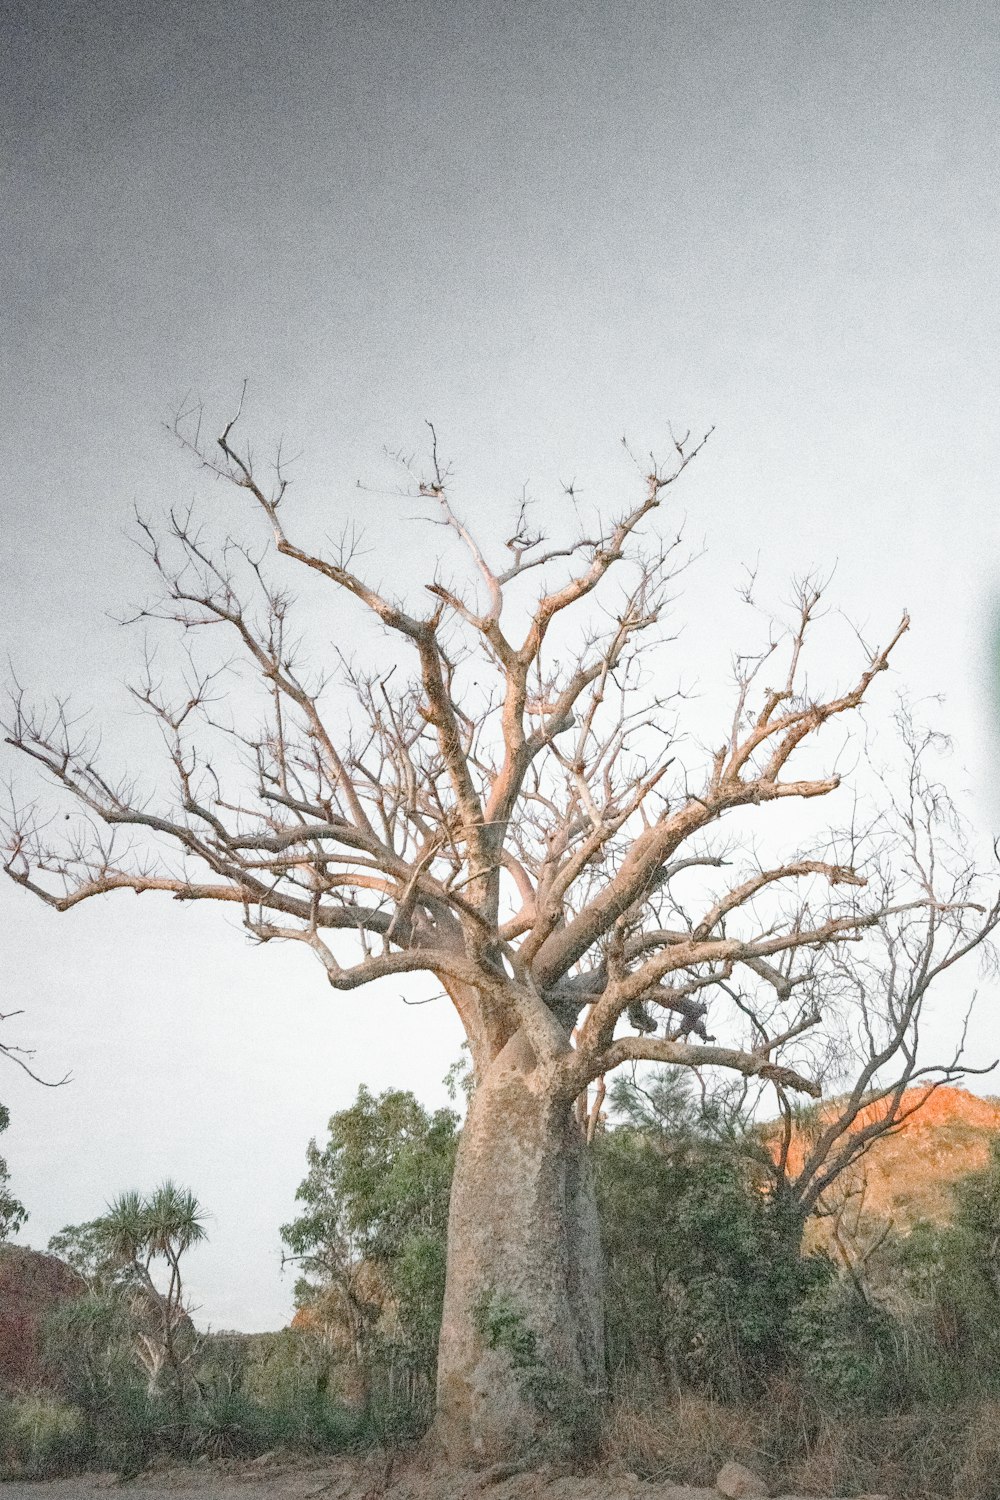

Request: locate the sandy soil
(0, 1451), (883, 1500)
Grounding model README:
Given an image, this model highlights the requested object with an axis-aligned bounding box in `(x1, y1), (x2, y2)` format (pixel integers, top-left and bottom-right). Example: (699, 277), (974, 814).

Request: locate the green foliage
(100, 1180), (207, 1267)
(282, 1085), (458, 1387)
(45, 1176), (208, 1422)
(40, 1289), (181, 1475)
(27, 1319), (363, 1477)
(47, 1219), (139, 1296)
(48, 1181), (207, 1298)
(234, 1328), (333, 1408)
(190, 1328), (420, 1455)
(0, 1103), (27, 1241)
(849, 1138), (1000, 1407)
(209, 1330), (359, 1448)
(599, 1072), (1000, 1419)
(789, 1273), (906, 1410)
(473, 1289), (540, 1370)
(597, 1069), (819, 1399)
(443, 1044), (476, 1104)
(951, 1133), (1000, 1280)
(42, 1290), (138, 1405)
(29, 1069), (1000, 1489)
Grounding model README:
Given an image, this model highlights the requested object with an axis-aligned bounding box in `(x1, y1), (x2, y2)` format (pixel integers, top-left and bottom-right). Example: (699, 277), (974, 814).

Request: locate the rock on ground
(715, 1460), (770, 1498)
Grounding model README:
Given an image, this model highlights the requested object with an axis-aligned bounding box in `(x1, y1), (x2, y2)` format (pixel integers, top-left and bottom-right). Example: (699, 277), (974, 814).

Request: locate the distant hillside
(785, 1084), (1000, 1231)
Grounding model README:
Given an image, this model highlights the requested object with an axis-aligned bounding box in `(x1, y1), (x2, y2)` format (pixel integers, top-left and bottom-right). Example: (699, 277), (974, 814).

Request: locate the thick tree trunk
(434, 1035), (605, 1463)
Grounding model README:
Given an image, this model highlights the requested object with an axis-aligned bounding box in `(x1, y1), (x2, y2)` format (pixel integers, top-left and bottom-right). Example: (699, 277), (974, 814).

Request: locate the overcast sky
(3, 0), (1000, 1330)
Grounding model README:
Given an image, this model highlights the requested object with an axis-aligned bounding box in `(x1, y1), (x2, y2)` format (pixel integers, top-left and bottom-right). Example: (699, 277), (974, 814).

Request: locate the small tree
(5, 404), (999, 1458)
(0, 1101), (27, 1241)
(758, 715), (1000, 1239)
(49, 1183), (207, 1401)
(47, 1217), (136, 1297)
(281, 1086), (458, 1398)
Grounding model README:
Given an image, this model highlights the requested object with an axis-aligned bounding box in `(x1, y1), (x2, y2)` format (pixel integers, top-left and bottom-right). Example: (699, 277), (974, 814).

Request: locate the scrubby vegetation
(6, 1073), (1000, 1494)
(280, 1083), (459, 1418)
(598, 1074), (1000, 1495)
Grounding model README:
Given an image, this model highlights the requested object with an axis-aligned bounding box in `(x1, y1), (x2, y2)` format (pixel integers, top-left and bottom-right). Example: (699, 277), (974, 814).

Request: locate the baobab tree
(3, 404), (998, 1459)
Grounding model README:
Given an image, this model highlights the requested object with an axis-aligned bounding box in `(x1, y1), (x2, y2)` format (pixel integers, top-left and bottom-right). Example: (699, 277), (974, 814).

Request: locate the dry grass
(950, 1398), (1000, 1497)
(602, 1383), (1000, 1499)
(602, 1385), (775, 1487)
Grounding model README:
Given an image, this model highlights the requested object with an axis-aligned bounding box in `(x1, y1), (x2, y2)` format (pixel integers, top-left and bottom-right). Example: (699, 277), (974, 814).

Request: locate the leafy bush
(40, 1290), (167, 1474)
(281, 1086), (458, 1396)
(42, 1290), (138, 1405)
(596, 1070), (820, 1399)
(805, 1137), (1000, 1414)
(789, 1272), (908, 1411)
(32, 1320), (363, 1474)
(214, 1330), (361, 1450)
(186, 1388), (278, 1460)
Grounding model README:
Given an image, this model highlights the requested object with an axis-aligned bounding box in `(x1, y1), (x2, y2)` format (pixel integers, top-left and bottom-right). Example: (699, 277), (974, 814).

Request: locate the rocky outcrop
(0, 1244), (86, 1393)
(776, 1085), (1000, 1230)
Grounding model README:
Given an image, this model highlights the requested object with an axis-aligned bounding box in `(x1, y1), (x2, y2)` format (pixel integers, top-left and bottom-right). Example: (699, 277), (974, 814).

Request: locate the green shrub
(42, 1290), (138, 1404)
(186, 1389), (277, 1460)
(88, 1383), (164, 1477)
(197, 1330), (361, 1455)
(267, 1388), (360, 1452)
(596, 1073), (819, 1400)
(789, 1273), (908, 1411)
(40, 1291), (170, 1474)
(281, 1086), (458, 1390)
(237, 1329), (337, 1408)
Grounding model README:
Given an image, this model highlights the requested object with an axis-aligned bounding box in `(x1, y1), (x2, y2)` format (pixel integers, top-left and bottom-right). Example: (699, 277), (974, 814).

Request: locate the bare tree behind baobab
(4, 400), (998, 1460)
(764, 719), (1000, 1236)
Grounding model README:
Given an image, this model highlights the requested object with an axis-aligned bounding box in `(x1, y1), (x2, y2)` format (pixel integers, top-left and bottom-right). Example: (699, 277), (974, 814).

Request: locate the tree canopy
(282, 1085), (458, 1382)
(5, 410), (995, 1111)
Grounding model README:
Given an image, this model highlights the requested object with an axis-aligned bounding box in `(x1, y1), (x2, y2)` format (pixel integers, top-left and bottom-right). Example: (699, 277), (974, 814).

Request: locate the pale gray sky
(3, 0), (999, 1330)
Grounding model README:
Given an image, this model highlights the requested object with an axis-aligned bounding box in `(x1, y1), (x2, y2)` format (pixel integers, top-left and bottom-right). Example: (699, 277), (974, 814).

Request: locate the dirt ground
(0, 1451), (885, 1500)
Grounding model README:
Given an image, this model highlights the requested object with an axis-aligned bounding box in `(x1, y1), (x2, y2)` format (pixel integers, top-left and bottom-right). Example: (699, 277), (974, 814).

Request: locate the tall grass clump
(0, 1394), (88, 1478)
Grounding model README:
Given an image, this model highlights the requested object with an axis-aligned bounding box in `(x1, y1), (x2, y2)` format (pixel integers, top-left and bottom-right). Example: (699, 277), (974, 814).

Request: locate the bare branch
(5, 413), (992, 1116)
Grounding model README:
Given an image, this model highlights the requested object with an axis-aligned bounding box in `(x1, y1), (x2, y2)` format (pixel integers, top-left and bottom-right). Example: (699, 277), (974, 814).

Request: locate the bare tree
(762, 715), (999, 1233)
(3, 404), (997, 1459)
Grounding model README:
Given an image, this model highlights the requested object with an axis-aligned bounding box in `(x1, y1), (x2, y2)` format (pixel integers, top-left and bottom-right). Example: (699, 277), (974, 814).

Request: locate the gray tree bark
(434, 1033), (605, 1463)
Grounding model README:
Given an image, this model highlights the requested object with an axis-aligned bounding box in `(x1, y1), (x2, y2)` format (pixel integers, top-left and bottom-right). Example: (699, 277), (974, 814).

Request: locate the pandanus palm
(99, 1182), (207, 1397)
